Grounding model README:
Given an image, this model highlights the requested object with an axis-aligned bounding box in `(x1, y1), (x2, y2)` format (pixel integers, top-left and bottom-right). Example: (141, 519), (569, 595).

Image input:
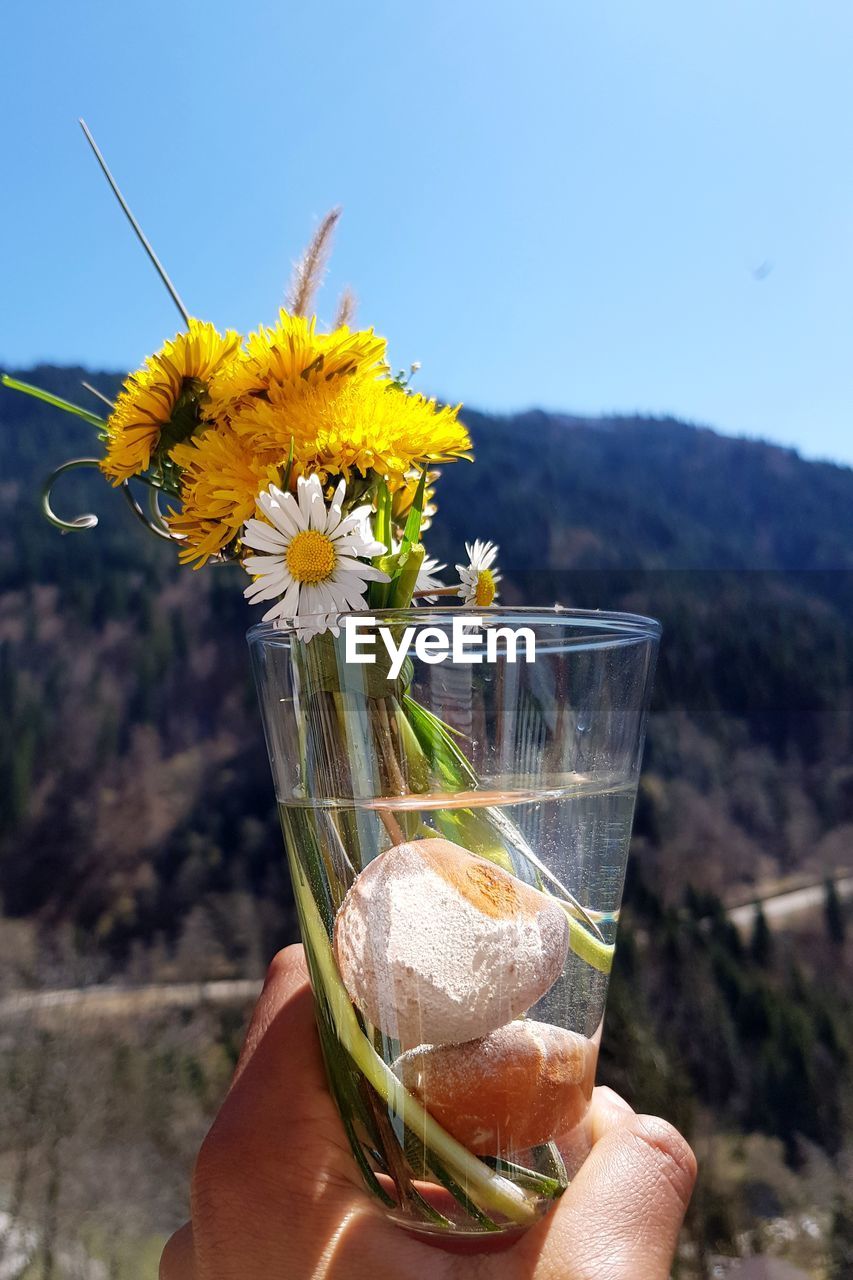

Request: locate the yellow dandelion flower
(167, 424), (283, 568)
(207, 310), (387, 412)
(101, 320), (241, 484)
(232, 379), (472, 491)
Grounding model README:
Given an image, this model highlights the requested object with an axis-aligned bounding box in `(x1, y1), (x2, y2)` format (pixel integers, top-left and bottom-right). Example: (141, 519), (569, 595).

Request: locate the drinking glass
(248, 607), (660, 1240)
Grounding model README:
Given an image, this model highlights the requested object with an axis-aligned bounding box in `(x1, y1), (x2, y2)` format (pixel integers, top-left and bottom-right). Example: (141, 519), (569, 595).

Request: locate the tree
(750, 903), (773, 966)
(828, 1192), (853, 1277)
(825, 877), (847, 947)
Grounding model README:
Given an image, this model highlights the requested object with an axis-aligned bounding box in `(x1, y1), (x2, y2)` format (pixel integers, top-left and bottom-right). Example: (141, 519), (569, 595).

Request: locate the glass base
(395, 1217), (531, 1251)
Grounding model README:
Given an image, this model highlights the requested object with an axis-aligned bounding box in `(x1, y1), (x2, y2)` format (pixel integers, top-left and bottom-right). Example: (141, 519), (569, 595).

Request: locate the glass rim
(247, 605), (662, 648)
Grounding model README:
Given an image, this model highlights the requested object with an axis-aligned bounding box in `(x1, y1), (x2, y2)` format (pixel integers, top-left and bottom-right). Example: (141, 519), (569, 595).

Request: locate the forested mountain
(2, 367), (853, 1273)
(3, 367), (853, 951)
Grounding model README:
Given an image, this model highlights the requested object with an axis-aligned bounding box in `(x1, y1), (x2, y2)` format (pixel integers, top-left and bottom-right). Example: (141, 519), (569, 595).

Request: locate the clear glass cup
(248, 607), (660, 1241)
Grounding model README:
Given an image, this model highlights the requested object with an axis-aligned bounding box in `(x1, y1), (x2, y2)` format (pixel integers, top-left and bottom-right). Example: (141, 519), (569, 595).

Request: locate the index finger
(230, 944), (311, 1089)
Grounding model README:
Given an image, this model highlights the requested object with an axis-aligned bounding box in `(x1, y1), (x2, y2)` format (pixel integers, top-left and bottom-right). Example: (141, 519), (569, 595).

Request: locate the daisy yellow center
(286, 529), (337, 583)
(475, 569), (496, 607)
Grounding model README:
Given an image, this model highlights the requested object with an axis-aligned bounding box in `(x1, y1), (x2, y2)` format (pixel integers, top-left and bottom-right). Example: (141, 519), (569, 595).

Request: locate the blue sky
(2, 1), (852, 463)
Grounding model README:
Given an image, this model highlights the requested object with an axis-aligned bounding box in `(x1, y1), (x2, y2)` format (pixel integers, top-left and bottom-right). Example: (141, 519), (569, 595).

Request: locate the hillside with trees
(1, 368), (852, 1275)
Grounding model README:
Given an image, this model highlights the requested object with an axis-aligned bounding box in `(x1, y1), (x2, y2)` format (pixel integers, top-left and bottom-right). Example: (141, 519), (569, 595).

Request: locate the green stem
(41, 458), (103, 533)
(412, 586), (460, 598)
(292, 857), (538, 1226)
(560, 905), (615, 974)
(120, 481), (175, 541)
(481, 1156), (564, 1198)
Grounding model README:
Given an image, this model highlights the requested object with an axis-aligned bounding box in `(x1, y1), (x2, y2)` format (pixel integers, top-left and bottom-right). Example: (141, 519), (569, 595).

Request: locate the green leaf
(392, 698), (431, 792)
(403, 696), (476, 788)
(384, 467), (429, 608)
(281, 436), (295, 492)
(343, 1120), (397, 1207)
(432, 808), (514, 874)
(1, 375), (107, 433)
(401, 465), (428, 548)
(387, 542), (424, 610)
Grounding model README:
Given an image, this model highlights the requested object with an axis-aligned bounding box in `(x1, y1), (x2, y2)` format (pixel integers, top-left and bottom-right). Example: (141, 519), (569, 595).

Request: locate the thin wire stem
(79, 119), (191, 328)
(146, 486), (172, 534)
(81, 381), (115, 409)
(120, 482), (175, 541)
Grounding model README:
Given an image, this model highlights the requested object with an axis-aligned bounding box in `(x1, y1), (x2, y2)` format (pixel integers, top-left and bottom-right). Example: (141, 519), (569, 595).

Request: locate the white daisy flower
(456, 539), (501, 607)
(241, 474), (389, 639)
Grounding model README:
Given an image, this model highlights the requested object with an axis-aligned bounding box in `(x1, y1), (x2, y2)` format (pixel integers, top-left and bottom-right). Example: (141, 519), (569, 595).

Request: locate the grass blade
(539, 1141), (570, 1190)
(2, 375), (106, 432)
(481, 1155), (563, 1198)
(402, 696), (476, 788)
(422, 1155), (500, 1231)
(82, 380), (115, 409)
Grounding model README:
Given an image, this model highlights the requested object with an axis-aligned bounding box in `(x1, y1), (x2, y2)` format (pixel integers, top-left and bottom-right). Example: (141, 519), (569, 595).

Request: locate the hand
(161, 946), (696, 1280)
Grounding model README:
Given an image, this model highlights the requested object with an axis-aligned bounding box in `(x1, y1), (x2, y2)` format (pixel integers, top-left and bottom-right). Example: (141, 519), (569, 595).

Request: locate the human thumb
(529, 1111), (696, 1280)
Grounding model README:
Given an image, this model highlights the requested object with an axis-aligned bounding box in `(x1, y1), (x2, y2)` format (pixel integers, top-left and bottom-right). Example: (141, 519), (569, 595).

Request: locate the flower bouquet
(4, 124), (660, 1241)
